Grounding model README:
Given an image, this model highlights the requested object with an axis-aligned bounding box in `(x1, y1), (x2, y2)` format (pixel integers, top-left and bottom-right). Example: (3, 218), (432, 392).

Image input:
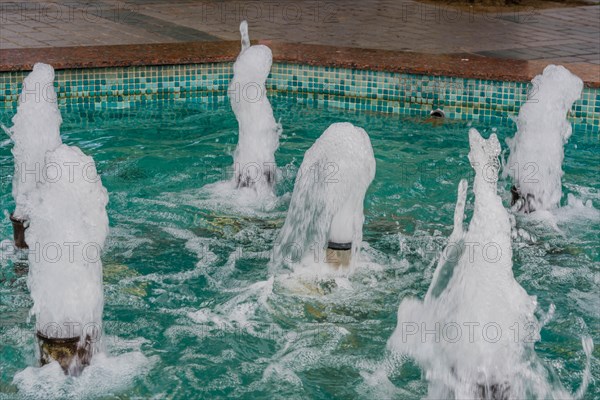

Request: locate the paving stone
(0, 0), (596, 65)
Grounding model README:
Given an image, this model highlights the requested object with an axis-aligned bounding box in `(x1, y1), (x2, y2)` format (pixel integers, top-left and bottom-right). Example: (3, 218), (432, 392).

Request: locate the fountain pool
(0, 99), (598, 399)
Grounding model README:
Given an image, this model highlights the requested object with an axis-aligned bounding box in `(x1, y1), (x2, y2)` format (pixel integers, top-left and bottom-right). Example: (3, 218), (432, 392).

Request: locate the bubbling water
(229, 20), (281, 194)
(504, 65), (583, 212)
(4, 63), (63, 219)
(387, 129), (593, 399)
(272, 122), (375, 273)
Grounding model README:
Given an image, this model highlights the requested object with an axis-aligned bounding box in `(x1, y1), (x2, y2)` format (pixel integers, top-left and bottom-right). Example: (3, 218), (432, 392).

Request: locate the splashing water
(26, 144), (109, 346)
(272, 122), (375, 274)
(386, 129), (593, 399)
(504, 65), (583, 212)
(3, 63), (63, 219)
(12, 350), (154, 400)
(229, 20), (281, 193)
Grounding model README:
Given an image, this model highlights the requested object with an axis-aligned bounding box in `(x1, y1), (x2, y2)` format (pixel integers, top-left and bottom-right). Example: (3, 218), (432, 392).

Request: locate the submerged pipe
(235, 167), (275, 189)
(36, 332), (93, 375)
(327, 241), (352, 251)
(477, 382), (511, 400)
(326, 241), (352, 268)
(510, 185), (535, 213)
(430, 108), (445, 118)
(10, 213), (28, 249)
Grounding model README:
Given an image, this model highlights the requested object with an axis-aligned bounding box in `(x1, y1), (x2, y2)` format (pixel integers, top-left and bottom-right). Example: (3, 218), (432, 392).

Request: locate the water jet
(6, 65), (109, 376)
(25, 144), (108, 376)
(387, 128), (593, 398)
(504, 65), (583, 212)
(273, 122), (375, 272)
(229, 20), (281, 193)
(4, 63), (63, 249)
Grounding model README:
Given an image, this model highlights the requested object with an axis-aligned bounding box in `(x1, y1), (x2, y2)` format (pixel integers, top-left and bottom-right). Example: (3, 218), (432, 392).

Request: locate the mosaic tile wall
(0, 62), (598, 133)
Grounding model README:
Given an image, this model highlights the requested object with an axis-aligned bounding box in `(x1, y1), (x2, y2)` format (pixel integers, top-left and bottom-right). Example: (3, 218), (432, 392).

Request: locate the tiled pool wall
(0, 62), (598, 133)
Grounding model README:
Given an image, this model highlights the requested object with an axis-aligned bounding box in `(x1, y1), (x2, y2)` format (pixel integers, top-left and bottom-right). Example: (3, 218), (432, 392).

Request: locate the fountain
(228, 20), (281, 193)
(272, 122), (375, 272)
(4, 63), (109, 375)
(3, 63), (63, 249)
(504, 65), (583, 212)
(387, 128), (593, 399)
(26, 144), (109, 375)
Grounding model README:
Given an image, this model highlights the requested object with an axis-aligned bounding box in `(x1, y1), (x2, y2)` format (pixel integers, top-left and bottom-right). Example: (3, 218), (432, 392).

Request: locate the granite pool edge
(1, 41), (599, 88)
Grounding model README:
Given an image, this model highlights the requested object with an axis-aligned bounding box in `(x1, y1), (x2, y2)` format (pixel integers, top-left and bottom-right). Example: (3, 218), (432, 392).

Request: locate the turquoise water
(0, 99), (598, 399)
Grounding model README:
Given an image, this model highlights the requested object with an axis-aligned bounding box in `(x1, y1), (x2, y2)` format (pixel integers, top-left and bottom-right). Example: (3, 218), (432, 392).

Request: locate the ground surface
(0, 0), (599, 64)
(418, 0), (592, 13)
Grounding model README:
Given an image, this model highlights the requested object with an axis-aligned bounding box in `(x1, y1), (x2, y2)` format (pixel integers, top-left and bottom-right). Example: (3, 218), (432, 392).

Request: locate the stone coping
(1, 41), (598, 88)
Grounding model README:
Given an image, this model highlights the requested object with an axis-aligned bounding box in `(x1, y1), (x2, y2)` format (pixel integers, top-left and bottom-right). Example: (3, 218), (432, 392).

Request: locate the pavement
(0, 0), (599, 64)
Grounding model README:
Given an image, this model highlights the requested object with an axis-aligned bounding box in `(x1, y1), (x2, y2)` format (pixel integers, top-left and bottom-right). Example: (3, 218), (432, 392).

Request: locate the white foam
(196, 180), (281, 214)
(182, 277), (275, 339)
(553, 193), (599, 222)
(515, 193), (599, 235)
(13, 350), (154, 399)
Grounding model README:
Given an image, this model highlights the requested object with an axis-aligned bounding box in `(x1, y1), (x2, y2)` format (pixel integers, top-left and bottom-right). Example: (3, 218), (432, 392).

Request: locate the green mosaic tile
(0, 62), (598, 133)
